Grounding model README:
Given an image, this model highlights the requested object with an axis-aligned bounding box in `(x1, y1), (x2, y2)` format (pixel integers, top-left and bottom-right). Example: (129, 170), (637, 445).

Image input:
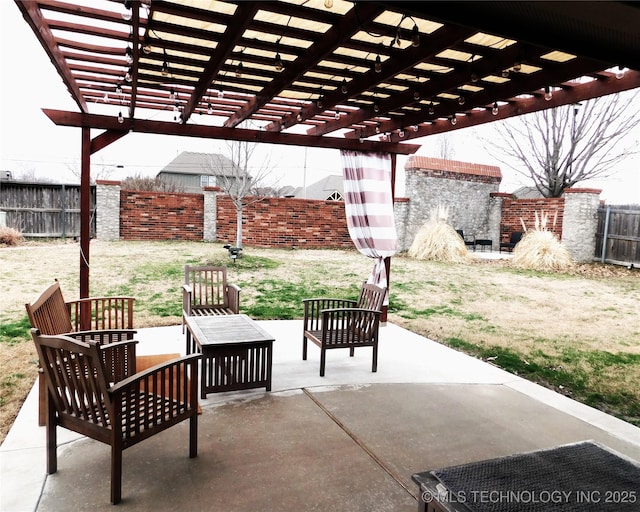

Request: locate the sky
(1, 2), (639, 203)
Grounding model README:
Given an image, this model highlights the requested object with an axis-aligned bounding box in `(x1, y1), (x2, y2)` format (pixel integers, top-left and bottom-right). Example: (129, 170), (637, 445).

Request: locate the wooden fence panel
(595, 205), (640, 267)
(0, 181), (95, 238)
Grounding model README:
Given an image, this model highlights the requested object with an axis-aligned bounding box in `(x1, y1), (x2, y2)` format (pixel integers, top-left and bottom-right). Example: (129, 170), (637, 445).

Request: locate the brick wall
(215, 195), (353, 249)
(496, 193), (564, 244)
(120, 190), (203, 240)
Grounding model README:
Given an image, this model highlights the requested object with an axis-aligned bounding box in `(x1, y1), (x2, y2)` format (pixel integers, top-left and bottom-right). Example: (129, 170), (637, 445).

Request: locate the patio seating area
(2, 320), (639, 511)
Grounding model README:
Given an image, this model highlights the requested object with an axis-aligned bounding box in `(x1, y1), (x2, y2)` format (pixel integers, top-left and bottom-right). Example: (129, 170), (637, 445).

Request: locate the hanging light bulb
(398, 129), (405, 138)
(103, 92), (109, 103)
(471, 71), (479, 83)
(218, 89), (224, 98)
(413, 90), (421, 101)
(115, 83), (123, 95)
(513, 60), (522, 72)
(121, 0), (132, 21)
(275, 53), (283, 72)
(393, 29), (401, 47)
(450, 115), (457, 126)
(375, 124), (380, 134)
(428, 102), (435, 115)
(296, 112), (303, 122)
(411, 23), (420, 47)
(412, 125), (419, 132)
(374, 54), (382, 73)
(169, 88), (176, 101)
(334, 110), (340, 120)
(317, 96), (324, 109)
(125, 46), (133, 64)
(373, 102), (380, 113)
(142, 44), (152, 55)
(492, 102), (499, 116)
(544, 86), (552, 101)
(117, 111), (124, 124)
(124, 68), (132, 83)
(341, 78), (348, 94)
(324, 0), (333, 8)
(501, 69), (510, 78)
(207, 103), (213, 115)
(616, 65), (625, 79)
(235, 61), (243, 78)
(161, 59), (169, 77)
(458, 94), (465, 106)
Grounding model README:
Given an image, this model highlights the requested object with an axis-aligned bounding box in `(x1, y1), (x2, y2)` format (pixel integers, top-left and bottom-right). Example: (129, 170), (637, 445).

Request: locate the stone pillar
(561, 188), (602, 262)
(393, 197), (410, 251)
(489, 192), (508, 249)
(202, 186), (220, 242)
(96, 180), (121, 240)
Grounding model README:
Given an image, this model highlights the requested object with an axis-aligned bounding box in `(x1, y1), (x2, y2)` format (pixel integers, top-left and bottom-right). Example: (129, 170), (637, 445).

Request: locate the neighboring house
(512, 186), (544, 199)
(295, 175), (343, 200)
(156, 151), (244, 193)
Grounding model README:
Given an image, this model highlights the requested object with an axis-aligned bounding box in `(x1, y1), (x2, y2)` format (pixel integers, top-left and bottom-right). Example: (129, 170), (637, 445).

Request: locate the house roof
(405, 156), (502, 179)
(158, 151), (239, 177)
(298, 174), (344, 200)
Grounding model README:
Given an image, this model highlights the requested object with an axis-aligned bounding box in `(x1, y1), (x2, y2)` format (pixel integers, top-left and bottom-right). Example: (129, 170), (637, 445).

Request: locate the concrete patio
(2, 320), (639, 511)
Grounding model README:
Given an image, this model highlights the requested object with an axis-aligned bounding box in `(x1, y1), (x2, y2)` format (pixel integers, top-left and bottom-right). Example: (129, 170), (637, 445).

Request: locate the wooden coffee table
(184, 314), (275, 398)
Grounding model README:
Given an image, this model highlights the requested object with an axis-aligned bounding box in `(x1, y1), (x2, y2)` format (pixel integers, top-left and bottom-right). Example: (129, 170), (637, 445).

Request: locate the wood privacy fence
(0, 181), (96, 238)
(595, 205), (640, 267)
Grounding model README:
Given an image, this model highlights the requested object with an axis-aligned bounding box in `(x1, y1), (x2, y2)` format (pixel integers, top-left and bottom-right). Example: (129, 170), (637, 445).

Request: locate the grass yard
(1, 239), (639, 444)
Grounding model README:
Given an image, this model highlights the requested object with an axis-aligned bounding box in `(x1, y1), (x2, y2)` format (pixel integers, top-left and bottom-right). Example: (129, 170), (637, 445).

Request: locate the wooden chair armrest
(320, 307), (381, 338)
(182, 284), (193, 315)
(109, 353), (200, 391)
(227, 284), (241, 313)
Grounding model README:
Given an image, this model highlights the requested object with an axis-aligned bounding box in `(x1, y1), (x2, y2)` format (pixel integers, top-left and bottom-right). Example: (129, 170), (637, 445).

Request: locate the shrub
(0, 226), (24, 246)
(120, 174), (184, 192)
(408, 205), (469, 263)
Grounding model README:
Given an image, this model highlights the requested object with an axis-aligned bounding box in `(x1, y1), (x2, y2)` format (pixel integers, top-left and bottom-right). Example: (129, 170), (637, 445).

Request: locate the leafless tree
(436, 134), (456, 160)
(206, 139), (279, 249)
(484, 91), (640, 197)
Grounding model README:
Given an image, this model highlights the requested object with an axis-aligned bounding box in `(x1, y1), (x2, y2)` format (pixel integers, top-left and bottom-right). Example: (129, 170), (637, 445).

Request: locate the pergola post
(381, 153), (397, 324)
(80, 127), (91, 307)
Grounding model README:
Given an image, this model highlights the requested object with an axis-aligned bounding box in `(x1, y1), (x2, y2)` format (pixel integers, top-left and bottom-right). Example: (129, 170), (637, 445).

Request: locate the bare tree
(484, 91), (640, 197)
(207, 139), (279, 249)
(436, 134), (456, 160)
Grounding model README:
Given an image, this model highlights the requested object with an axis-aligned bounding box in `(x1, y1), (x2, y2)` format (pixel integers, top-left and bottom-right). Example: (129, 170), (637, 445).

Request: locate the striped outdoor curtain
(340, 150), (397, 291)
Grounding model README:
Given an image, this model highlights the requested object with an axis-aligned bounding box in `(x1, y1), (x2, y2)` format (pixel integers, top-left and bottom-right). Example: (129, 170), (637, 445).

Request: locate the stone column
(96, 180), (121, 240)
(561, 188), (602, 262)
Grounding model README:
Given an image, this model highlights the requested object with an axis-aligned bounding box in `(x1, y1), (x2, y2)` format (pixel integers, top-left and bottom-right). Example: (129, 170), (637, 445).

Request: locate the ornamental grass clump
(0, 226), (24, 246)
(408, 205), (469, 263)
(511, 211), (573, 272)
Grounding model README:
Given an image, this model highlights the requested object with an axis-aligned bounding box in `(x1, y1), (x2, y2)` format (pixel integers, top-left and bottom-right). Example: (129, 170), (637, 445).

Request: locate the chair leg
(111, 442), (123, 505)
(320, 348), (326, 377)
(302, 336), (307, 360)
(189, 414), (198, 458)
(46, 398), (57, 474)
(349, 345), (355, 357)
(38, 370), (46, 427)
(372, 343), (378, 373)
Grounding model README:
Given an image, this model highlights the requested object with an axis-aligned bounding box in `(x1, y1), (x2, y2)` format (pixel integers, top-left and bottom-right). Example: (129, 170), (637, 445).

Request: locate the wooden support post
(80, 128), (91, 327)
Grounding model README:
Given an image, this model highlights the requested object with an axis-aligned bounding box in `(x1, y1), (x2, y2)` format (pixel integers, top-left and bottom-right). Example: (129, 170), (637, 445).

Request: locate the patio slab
(2, 320), (639, 511)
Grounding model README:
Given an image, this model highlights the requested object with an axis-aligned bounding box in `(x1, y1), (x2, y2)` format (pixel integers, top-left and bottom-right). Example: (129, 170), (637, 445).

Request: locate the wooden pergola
(14, 0), (640, 297)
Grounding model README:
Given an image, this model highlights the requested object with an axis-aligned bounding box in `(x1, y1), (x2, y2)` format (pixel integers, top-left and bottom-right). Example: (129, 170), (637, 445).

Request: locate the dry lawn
(1, 239), (639, 443)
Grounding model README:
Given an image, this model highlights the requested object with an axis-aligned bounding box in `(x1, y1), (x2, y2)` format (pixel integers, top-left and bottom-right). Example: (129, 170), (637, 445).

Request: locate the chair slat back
(31, 329), (112, 426)
(185, 265), (229, 309)
(356, 283), (386, 312)
(25, 281), (74, 335)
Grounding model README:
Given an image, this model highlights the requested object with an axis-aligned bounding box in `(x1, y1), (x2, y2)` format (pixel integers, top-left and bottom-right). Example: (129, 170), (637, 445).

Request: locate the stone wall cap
(564, 188), (602, 195)
(405, 156), (502, 178)
(96, 179), (121, 186)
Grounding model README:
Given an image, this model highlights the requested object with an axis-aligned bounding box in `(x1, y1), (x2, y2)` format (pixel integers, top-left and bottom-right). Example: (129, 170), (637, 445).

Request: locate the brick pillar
(203, 186), (220, 242)
(96, 180), (121, 240)
(562, 188), (602, 262)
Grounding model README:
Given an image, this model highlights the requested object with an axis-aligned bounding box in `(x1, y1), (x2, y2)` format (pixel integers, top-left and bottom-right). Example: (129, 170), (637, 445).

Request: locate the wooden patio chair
(26, 280), (137, 425)
(31, 329), (200, 504)
(182, 265), (241, 329)
(302, 283), (386, 376)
